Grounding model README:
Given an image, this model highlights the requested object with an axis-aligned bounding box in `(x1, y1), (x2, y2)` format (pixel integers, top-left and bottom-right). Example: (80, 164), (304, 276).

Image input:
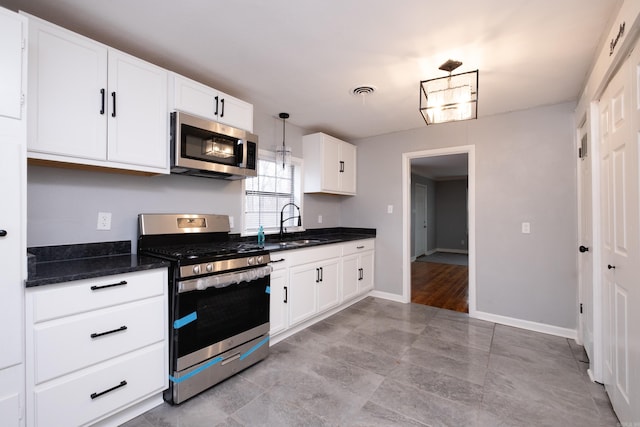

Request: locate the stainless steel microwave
(170, 111), (258, 180)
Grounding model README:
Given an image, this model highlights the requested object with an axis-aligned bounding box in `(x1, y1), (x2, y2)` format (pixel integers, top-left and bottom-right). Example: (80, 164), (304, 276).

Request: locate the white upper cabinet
(0, 9), (25, 120)
(170, 73), (254, 132)
(303, 132), (357, 195)
(26, 14), (168, 174)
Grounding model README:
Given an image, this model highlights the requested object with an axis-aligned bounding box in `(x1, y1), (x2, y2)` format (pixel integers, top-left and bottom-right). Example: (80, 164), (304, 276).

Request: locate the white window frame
(242, 149), (304, 236)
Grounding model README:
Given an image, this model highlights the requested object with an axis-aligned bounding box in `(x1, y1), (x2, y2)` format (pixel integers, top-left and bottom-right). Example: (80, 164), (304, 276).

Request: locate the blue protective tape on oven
(265, 285), (270, 294)
(239, 335), (270, 361)
(168, 356), (224, 384)
(173, 311), (197, 329)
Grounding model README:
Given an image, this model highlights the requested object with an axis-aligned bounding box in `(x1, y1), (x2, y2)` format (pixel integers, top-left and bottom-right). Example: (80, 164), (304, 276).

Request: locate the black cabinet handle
(284, 286), (288, 303)
(579, 245), (589, 253)
(608, 264), (616, 270)
(111, 92), (116, 117)
(90, 280), (127, 291)
(356, 245), (365, 249)
(339, 161), (345, 173)
(0, 230), (7, 237)
(214, 96), (219, 116)
(100, 89), (105, 115)
(315, 268), (320, 283)
(90, 380), (127, 400)
(220, 98), (225, 117)
(319, 267), (323, 282)
(90, 325), (127, 339)
(358, 268), (363, 281)
(270, 258), (286, 264)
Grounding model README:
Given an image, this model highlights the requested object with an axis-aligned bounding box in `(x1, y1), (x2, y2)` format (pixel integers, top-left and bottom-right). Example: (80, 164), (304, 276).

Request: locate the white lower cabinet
(25, 269), (168, 427)
(342, 239), (375, 300)
(269, 239), (374, 340)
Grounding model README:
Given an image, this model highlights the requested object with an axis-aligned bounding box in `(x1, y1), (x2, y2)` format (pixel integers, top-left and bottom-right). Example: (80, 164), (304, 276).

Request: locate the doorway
(402, 146), (476, 316)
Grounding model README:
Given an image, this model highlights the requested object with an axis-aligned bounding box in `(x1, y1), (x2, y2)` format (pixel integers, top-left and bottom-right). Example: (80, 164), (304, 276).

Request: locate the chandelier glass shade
(420, 69), (478, 125)
(276, 112), (292, 169)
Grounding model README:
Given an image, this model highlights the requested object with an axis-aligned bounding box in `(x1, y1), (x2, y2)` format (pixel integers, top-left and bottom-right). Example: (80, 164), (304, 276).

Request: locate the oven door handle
(221, 352), (241, 366)
(178, 265), (273, 293)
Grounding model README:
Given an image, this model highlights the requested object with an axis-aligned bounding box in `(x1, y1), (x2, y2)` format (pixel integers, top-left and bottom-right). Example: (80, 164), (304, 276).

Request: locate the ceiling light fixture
(276, 112), (291, 169)
(419, 60), (478, 125)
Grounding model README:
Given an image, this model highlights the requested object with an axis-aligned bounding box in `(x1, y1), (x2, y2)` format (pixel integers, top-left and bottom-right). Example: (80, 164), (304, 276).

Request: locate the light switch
(521, 222), (531, 234)
(387, 205), (393, 214)
(229, 216), (234, 228)
(318, 215), (323, 224)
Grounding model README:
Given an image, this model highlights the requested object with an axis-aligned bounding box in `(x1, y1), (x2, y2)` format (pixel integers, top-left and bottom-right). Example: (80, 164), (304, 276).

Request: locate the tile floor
(121, 297), (620, 427)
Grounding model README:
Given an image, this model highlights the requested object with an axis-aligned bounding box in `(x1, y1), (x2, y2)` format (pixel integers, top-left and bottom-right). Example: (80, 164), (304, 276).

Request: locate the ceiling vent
(351, 85), (376, 96)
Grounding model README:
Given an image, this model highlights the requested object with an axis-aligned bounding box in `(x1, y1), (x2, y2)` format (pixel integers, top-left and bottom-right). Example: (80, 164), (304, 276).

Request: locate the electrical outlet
(97, 212), (112, 230)
(387, 205), (393, 214)
(229, 216), (235, 229)
(318, 215), (323, 224)
(522, 222), (531, 234)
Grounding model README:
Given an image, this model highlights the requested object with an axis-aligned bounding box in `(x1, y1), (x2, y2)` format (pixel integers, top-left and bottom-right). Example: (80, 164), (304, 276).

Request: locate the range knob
(193, 265), (201, 275)
(256, 255), (264, 264)
(247, 256), (255, 266)
(206, 263), (213, 272)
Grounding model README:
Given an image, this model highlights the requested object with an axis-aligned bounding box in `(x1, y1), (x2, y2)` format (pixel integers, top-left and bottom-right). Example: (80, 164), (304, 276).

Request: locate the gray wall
(435, 179), (468, 251)
(27, 110), (343, 249)
(342, 102), (578, 329)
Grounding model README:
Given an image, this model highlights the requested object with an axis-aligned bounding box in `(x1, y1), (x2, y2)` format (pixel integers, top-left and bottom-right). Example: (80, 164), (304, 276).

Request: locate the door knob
(608, 264), (616, 270)
(579, 245), (589, 253)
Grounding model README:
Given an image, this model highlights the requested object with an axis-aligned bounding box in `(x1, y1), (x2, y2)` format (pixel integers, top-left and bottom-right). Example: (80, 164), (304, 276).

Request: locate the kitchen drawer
(342, 239), (375, 256)
(33, 343), (166, 427)
(285, 244), (341, 266)
(30, 269), (166, 323)
(34, 296), (165, 384)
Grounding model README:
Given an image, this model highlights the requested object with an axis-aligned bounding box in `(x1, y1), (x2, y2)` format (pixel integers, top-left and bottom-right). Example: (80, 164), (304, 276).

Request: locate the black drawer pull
(91, 325), (127, 339)
(111, 91), (117, 117)
(90, 380), (127, 400)
(284, 286), (288, 303)
(270, 258), (286, 263)
(90, 280), (127, 291)
(356, 246), (365, 249)
(0, 230), (7, 237)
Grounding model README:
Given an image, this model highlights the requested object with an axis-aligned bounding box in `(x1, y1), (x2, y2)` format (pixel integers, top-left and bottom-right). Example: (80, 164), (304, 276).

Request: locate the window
(243, 150), (303, 235)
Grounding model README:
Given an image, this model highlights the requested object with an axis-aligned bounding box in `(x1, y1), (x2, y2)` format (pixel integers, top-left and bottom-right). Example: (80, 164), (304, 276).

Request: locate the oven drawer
(33, 343), (166, 427)
(30, 269), (166, 322)
(33, 296), (165, 384)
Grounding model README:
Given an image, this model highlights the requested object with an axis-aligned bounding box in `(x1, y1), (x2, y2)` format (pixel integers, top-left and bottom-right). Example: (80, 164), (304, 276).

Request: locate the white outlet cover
(521, 222), (531, 234)
(229, 216), (234, 229)
(97, 212), (112, 230)
(387, 205), (393, 214)
(318, 215), (323, 223)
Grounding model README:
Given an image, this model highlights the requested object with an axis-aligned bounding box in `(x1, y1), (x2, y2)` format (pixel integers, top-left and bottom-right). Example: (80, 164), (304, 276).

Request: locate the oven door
(172, 271), (270, 372)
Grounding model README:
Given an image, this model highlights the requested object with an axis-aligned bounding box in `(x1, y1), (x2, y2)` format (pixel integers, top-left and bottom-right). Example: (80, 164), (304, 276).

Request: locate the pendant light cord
(279, 112), (289, 169)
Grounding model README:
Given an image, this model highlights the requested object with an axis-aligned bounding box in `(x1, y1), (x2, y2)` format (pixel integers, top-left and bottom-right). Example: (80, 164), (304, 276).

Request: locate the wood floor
(411, 261), (469, 313)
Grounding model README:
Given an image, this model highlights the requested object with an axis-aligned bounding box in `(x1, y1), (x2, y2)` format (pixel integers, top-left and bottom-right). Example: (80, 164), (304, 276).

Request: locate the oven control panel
(179, 254), (271, 279)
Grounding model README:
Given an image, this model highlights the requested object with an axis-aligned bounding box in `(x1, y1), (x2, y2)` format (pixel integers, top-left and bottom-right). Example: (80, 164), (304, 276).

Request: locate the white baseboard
(473, 310), (577, 339)
(435, 248), (469, 254)
(425, 249), (437, 256)
(368, 290), (408, 303)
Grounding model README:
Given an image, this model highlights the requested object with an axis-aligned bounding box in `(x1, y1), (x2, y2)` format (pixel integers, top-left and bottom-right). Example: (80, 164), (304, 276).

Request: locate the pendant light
(276, 112), (292, 169)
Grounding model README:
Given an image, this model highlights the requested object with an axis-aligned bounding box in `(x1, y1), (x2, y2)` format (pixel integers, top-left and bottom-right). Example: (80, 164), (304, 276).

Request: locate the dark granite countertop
(231, 227), (376, 252)
(26, 241), (169, 288)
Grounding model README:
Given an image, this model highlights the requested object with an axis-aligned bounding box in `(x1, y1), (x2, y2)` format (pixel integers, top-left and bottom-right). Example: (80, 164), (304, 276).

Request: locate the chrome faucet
(280, 202), (301, 239)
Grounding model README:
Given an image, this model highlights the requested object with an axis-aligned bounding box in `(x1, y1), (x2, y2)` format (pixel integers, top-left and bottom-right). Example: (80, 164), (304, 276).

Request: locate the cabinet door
(27, 18), (108, 160)
(317, 260), (340, 312)
(0, 9), (24, 120)
(107, 49), (168, 169)
(269, 269), (288, 336)
(322, 135), (342, 192)
(172, 74), (218, 120)
(341, 255), (359, 302)
(216, 91), (254, 132)
(339, 142), (357, 194)
(288, 265), (318, 326)
(358, 251), (375, 293)
(0, 140), (23, 371)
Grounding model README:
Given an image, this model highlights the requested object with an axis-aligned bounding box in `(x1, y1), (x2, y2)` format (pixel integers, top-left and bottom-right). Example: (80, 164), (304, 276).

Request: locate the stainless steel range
(138, 213), (271, 404)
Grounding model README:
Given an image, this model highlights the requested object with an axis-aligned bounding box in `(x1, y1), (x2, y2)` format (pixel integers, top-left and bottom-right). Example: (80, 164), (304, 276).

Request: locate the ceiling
(1, 0), (620, 140)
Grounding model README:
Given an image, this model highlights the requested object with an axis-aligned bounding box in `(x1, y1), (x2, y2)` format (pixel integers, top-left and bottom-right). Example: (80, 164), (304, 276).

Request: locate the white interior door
(577, 119), (594, 362)
(415, 183), (427, 257)
(599, 44), (640, 424)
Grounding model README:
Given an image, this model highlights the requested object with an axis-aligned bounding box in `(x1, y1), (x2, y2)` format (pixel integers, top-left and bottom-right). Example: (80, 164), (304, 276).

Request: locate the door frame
(402, 145), (476, 315)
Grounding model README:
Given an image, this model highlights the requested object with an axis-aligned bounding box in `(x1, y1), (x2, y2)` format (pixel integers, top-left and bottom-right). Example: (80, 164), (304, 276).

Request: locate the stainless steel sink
(278, 238), (327, 247)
